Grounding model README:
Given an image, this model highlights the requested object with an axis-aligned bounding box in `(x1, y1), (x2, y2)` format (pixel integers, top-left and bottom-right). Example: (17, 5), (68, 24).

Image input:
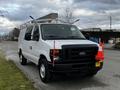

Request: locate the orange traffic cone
(96, 43), (104, 61)
(99, 41), (104, 49)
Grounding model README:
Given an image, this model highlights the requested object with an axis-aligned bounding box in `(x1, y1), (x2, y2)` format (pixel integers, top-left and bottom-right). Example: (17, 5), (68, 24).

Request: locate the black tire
(39, 59), (51, 83)
(19, 52), (27, 65)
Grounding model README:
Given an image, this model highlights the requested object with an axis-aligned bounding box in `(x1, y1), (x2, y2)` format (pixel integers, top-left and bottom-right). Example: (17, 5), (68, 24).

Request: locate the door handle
(30, 46), (32, 50)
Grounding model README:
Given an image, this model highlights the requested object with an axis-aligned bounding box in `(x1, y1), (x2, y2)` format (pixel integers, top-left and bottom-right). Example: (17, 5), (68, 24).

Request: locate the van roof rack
(20, 18), (59, 29)
(32, 18), (57, 23)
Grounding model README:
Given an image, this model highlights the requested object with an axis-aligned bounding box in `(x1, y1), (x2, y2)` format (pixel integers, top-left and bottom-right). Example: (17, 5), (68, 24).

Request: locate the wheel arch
(18, 48), (22, 56)
(38, 54), (47, 65)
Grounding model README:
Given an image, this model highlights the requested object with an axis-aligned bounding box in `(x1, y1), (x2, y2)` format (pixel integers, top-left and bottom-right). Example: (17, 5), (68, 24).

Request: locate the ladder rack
(19, 18), (71, 30)
(20, 18), (59, 29)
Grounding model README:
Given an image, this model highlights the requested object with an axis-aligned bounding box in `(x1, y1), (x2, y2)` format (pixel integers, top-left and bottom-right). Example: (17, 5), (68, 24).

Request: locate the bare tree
(9, 28), (20, 40)
(13, 28), (20, 38)
(59, 8), (76, 24)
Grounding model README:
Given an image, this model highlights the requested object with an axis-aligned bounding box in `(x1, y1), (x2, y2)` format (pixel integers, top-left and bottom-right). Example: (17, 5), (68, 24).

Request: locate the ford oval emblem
(79, 52), (86, 55)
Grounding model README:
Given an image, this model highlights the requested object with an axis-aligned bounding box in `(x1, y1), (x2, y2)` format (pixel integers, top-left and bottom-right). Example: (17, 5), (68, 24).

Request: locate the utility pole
(110, 16), (112, 30)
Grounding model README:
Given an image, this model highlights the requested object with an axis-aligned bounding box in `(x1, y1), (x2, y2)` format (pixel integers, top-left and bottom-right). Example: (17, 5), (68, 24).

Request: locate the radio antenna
(29, 16), (38, 25)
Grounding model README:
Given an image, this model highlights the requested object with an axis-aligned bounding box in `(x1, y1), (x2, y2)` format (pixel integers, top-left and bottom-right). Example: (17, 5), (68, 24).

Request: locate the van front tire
(19, 53), (27, 65)
(39, 59), (51, 83)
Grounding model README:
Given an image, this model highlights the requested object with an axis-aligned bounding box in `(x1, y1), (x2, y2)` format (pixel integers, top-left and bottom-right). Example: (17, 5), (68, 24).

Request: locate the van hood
(44, 40), (98, 49)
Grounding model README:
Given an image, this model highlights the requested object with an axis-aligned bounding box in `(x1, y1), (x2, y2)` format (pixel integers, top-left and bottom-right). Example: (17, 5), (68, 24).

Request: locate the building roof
(80, 28), (102, 31)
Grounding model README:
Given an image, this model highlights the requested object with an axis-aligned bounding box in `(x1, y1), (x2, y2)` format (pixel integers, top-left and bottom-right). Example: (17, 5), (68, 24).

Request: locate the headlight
(50, 49), (61, 61)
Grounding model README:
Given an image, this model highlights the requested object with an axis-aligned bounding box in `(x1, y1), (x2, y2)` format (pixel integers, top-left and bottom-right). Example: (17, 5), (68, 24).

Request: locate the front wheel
(19, 53), (27, 65)
(39, 59), (52, 83)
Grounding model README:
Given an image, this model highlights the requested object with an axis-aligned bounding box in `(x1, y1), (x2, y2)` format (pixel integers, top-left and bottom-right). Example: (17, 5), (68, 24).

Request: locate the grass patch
(0, 51), (37, 90)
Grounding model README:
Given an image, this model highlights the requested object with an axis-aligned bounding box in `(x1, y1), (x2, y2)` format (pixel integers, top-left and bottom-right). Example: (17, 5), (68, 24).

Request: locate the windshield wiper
(66, 36), (85, 39)
(45, 35), (63, 38)
(44, 35), (85, 40)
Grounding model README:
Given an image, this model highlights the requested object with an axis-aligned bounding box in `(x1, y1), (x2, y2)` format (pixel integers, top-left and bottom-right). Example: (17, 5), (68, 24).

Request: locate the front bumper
(48, 61), (103, 74)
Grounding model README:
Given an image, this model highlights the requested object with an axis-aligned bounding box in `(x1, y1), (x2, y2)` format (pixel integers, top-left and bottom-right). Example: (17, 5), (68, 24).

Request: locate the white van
(18, 20), (104, 82)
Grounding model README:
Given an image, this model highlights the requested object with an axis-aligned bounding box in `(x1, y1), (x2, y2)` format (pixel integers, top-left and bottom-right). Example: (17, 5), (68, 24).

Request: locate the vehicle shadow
(49, 74), (108, 89)
(27, 61), (108, 90)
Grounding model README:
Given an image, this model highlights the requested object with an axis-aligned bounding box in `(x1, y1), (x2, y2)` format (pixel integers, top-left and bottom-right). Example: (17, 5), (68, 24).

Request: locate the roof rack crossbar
(20, 18), (71, 29)
(20, 18), (58, 29)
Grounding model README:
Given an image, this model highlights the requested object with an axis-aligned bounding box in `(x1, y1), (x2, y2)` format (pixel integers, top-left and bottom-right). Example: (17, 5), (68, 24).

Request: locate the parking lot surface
(0, 41), (120, 90)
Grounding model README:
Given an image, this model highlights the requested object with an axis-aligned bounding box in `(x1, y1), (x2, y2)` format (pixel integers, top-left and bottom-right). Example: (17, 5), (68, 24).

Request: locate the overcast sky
(0, 0), (120, 34)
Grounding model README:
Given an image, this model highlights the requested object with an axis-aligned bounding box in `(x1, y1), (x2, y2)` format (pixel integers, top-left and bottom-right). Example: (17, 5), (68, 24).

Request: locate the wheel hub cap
(19, 55), (22, 62)
(40, 64), (45, 78)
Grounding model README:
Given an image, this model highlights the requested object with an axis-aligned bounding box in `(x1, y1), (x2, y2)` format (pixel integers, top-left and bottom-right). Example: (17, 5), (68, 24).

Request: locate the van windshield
(41, 24), (85, 40)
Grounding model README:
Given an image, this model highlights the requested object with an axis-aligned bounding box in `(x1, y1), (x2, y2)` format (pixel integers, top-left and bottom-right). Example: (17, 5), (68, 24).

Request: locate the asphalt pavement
(0, 41), (120, 90)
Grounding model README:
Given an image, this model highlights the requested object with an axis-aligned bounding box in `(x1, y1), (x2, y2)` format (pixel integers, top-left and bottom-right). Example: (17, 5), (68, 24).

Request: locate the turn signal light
(50, 49), (60, 57)
(50, 49), (60, 61)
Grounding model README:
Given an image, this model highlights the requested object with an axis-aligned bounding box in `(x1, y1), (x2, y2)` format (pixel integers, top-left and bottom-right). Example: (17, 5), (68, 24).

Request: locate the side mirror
(25, 33), (31, 41)
(33, 33), (39, 41)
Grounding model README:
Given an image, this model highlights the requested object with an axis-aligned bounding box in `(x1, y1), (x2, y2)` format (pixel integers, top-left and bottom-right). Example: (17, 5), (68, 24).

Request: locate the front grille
(60, 44), (98, 64)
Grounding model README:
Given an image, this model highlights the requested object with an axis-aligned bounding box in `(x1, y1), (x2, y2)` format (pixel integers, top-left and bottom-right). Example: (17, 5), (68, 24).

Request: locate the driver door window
(24, 26), (33, 41)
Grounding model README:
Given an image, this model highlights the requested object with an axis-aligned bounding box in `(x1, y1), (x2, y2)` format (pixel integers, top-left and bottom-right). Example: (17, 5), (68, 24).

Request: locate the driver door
(30, 25), (40, 64)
